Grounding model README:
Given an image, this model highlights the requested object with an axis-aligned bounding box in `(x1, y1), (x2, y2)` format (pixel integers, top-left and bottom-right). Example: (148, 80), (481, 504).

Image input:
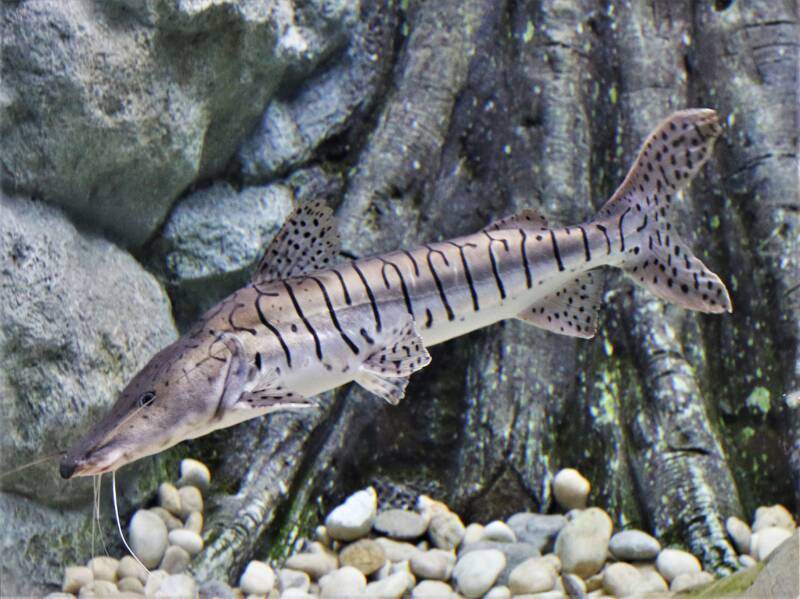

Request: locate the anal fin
(355, 320), (431, 404)
(516, 271), (604, 338)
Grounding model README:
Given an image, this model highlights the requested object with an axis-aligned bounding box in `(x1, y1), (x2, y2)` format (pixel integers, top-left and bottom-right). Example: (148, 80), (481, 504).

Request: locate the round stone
(87, 556), (118, 582)
(160, 545), (191, 574)
(375, 537), (421, 562)
(481, 521), (517, 543)
(144, 570), (169, 596)
(463, 523), (485, 546)
(754, 527), (792, 561)
(325, 487), (377, 541)
(554, 507), (612, 578)
(562, 573), (587, 596)
(150, 507), (183, 531)
(412, 580), (458, 599)
(365, 571), (414, 599)
(62, 566), (93, 594)
(240, 560), (276, 595)
(129, 509), (168, 569)
(506, 513), (567, 553)
(753, 504), (795, 532)
(178, 458), (211, 491)
(319, 566), (366, 599)
(428, 511), (465, 550)
(178, 485), (203, 517)
(285, 550), (338, 580)
(507, 557), (557, 594)
(185, 511), (203, 535)
(655, 548), (702, 582)
(339, 539), (386, 576)
(452, 549), (506, 599)
(410, 549), (455, 580)
(608, 530), (661, 561)
(118, 576), (145, 594)
(153, 573), (197, 598)
(79, 580), (117, 597)
(726, 516), (752, 555)
(168, 529), (204, 556)
(117, 556), (148, 584)
(484, 586), (512, 599)
(374, 509), (429, 540)
(633, 563), (668, 592)
(671, 571), (714, 592)
(553, 468), (591, 511)
(278, 568), (311, 593)
(158, 482), (182, 516)
(602, 562), (643, 597)
(739, 554), (757, 568)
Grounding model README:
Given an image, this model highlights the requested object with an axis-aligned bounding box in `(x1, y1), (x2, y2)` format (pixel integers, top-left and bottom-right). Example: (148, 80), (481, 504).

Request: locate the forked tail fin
(595, 109), (732, 313)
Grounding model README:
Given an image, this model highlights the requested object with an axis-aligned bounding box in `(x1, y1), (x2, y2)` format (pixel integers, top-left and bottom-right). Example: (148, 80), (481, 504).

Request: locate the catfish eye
(137, 391), (156, 408)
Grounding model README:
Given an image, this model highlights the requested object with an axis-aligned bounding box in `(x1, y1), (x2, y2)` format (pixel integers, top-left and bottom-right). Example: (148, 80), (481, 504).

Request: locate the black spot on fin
(483, 207), (548, 232)
(516, 270), (604, 339)
(253, 200), (340, 283)
(356, 320), (431, 404)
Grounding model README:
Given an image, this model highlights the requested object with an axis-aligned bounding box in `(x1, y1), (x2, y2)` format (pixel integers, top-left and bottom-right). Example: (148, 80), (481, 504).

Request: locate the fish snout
(59, 458), (77, 479)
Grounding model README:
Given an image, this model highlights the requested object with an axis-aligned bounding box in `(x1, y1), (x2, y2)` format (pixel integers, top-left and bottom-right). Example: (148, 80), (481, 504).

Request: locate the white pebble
(365, 571), (414, 599)
(483, 586), (512, 599)
(158, 482), (182, 516)
(375, 537), (421, 562)
(452, 549), (506, 599)
(143, 570), (169, 596)
(154, 573), (197, 598)
(655, 548), (702, 582)
(78, 580), (117, 597)
(62, 566), (93, 594)
(726, 516), (752, 555)
(240, 560), (276, 595)
(670, 571), (714, 592)
(739, 554), (757, 568)
(185, 511), (203, 535)
(411, 579), (458, 599)
(178, 458), (211, 490)
(508, 557), (556, 594)
(602, 562), (642, 597)
(150, 507), (183, 531)
(178, 485), (203, 517)
(410, 549), (455, 580)
(339, 538), (386, 576)
(88, 556), (118, 582)
(160, 545), (191, 574)
(278, 568), (310, 593)
(319, 566), (366, 599)
(462, 523), (485, 546)
(118, 576), (145, 594)
(374, 509), (429, 540)
(753, 504), (795, 532)
(754, 526), (792, 561)
(428, 511), (465, 550)
(481, 520), (517, 543)
(632, 563), (668, 592)
(129, 510), (168, 569)
(168, 528), (204, 555)
(280, 590), (317, 599)
(284, 549), (338, 580)
(553, 468), (591, 510)
(325, 487), (377, 541)
(555, 507), (612, 578)
(118, 556), (148, 584)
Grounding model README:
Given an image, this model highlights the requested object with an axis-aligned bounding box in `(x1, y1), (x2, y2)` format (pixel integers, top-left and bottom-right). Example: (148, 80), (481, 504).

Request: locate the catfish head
(60, 332), (253, 479)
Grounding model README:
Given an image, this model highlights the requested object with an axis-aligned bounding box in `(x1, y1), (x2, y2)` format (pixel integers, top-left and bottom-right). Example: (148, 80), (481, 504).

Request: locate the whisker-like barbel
(59, 109), (731, 479)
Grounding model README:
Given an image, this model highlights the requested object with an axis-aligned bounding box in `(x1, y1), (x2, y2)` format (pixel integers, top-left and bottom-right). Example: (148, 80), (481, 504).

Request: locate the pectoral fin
(516, 271), (604, 338)
(354, 320), (431, 404)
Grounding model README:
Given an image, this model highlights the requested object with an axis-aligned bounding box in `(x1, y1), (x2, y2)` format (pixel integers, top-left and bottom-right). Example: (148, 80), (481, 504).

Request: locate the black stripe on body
(379, 259), (415, 317)
(483, 232), (508, 300)
(283, 281), (323, 360)
(331, 268), (352, 305)
(448, 241), (480, 311)
(577, 226), (591, 262)
(549, 230), (565, 272)
(403, 250), (421, 277)
(596, 224), (611, 254)
(309, 276), (359, 355)
(228, 303), (257, 336)
(618, 207), (631, 252)
(518, 229), (532, 288)
(425, 245), (455, 320)
(352, 263), (382, 332)
(255, 295), (292, 368)
(636, 215), (648, 232)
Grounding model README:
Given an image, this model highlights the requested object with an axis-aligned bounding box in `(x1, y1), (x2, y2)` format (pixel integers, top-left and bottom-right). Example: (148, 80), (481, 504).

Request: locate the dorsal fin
(253, 200), (340, 283)
(483, 208), (548, 232)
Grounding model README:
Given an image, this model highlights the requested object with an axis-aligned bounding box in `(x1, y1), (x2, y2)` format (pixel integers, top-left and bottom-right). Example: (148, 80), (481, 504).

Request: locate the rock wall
(1, 0), (797, 594)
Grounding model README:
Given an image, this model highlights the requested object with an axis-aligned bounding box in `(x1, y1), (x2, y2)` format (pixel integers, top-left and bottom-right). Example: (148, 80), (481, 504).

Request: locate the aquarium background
(1, 0), (797, 595)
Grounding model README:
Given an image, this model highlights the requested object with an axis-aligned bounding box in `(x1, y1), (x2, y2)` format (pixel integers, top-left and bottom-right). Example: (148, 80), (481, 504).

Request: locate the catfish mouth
(59, 443), (125, 479)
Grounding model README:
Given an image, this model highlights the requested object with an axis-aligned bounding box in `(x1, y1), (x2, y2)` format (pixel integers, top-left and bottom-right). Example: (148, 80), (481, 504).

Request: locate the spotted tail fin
(596, 109), (732, 313)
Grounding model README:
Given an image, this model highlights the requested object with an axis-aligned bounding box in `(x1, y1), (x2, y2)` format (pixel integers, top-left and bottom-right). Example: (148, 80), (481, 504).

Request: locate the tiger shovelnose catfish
(60, 109), (731, 479)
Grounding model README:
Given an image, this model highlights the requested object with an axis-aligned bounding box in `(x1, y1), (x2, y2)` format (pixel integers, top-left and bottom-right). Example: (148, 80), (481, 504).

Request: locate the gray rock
(726, 516), (752, 555)
(374, 509), (429, 540)
(325, 487), (378, 542)
(339, 538), (386, 576)
(608, 530), (661, 561)
(552, 469), (591, 510)
(0, 195), (176, 507)
(554, 508), (612, 578)
(670, 571), (714, 592)
(507, 557), (557, 595)
(410, 549), (455, 580)
(129, 510), (169, 569)
(319, 566), (367, 599)
(655, 548), (701, 582)
(1, 0), (356, 246)
(240, 560), (276, 596)
(177, 458), (211, 491)
(428, 511), (466, 550)
(167, 529), (203, 556)
(602, 562), (643, 597)
(748, 530), (798, 598)
(506, 513), (567, 553)
(452, 549), (506, 599)
(752, 504), (795, 532)
(159, 545), (191, 575)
